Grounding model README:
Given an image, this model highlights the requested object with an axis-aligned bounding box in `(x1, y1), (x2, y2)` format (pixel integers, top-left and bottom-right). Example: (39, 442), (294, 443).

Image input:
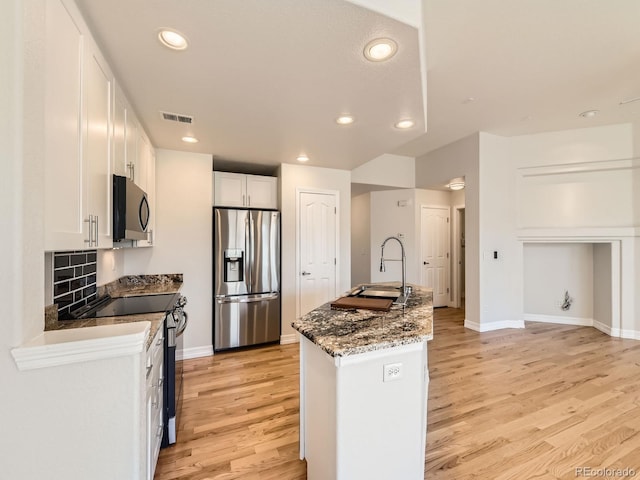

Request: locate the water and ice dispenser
(223, 249), (244, 283)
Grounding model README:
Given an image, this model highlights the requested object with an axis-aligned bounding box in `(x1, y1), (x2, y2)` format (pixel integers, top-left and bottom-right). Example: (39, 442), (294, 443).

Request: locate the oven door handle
(176, 311), (188, 337)
(215, 293), (279, 304)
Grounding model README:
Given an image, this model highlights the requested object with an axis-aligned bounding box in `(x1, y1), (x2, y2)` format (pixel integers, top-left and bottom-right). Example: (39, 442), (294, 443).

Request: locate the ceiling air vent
(160, 111), (194, 124)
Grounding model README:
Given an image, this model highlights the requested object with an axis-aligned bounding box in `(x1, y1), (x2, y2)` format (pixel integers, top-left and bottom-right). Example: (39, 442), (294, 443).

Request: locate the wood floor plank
(155, 308), (640, 479)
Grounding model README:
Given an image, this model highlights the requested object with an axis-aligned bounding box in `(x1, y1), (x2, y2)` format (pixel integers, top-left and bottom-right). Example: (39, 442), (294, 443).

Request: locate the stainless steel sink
(347, 284), (410, 305)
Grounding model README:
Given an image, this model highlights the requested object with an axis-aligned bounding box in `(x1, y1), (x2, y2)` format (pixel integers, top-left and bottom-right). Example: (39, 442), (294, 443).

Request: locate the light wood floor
(155, 309), (640, 479)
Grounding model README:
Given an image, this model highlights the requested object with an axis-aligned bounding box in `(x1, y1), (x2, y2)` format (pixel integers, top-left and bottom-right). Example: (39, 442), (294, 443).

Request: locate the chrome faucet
(380, 236), (409, 304)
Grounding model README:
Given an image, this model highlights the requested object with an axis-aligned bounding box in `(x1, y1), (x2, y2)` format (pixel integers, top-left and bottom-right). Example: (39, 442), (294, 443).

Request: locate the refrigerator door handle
(215, 293), (279, 304)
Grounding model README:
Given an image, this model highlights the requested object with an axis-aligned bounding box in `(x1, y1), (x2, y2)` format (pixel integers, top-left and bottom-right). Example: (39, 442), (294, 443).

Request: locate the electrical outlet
(383, 362), (403, 382)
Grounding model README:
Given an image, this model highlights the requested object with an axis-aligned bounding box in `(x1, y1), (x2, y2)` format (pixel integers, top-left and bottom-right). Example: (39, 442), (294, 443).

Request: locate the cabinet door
(44, 0), (86, 250)
(214, 172), (247, 207)
(246, 174), (278, 209)
(125, 110), (138, 183)
(137, 142), (155, 247)
(136, 131), (150, 192)
(83, 46), (113, 248)
(112, 84), (127, 177)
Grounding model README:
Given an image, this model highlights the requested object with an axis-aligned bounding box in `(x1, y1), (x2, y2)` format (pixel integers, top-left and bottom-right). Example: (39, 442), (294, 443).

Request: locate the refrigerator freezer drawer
(214, 295), (280, 351)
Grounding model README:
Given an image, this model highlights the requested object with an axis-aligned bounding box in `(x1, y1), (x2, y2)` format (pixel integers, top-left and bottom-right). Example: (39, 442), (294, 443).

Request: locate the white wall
(523, 243), (594, 319)
(478, 133), (522, 327)
(477, 124), (636, 333)
(280, 163), (351, 339)
(593, 243), (612, 328)
(351, 154), (416, 189)
(123, 149), (214, 357)
(370, 189), (418, 284)
(416, 133), (480, 326)
(351, 192), (371, 286)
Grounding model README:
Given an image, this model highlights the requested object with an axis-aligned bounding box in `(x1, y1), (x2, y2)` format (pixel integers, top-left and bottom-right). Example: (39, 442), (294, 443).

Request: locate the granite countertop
(291, 283), (433, 358)
(46, 274), (183, 349)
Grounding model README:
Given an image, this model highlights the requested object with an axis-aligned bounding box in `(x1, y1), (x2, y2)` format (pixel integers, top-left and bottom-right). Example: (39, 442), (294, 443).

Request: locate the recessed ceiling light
(394, 119), (415, 129)
(181, 136), (198, 143)
(336, 115), (355, 125)
(363, 38), (397, 62)
(462, 97), (475, 104)
(579, 110), (599, 118)
(158, 29), (188, 50)
(448, 181), (465, 191)
(296, 154), (309, 162)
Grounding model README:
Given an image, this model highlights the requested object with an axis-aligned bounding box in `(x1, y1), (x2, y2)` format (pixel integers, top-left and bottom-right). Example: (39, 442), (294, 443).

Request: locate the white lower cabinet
(146, 326), (164, 480)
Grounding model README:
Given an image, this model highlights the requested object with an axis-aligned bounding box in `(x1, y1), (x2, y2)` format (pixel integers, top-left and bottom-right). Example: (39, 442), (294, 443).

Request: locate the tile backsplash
(53, 250), (97, 318)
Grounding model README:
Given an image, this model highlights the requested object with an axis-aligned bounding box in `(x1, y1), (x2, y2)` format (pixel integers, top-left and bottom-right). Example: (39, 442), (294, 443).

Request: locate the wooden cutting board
(330, 296), (393, 311)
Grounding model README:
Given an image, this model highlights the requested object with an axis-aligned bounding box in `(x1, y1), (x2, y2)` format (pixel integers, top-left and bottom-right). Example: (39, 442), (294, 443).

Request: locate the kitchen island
(291, 284), (433, 480)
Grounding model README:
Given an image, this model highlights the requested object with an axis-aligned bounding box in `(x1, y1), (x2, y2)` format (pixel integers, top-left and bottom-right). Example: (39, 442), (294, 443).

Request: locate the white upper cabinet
(45, 0), (112, 250)
(245, 174), (278, 209)
(214, 172), (278, 209)
(44, 0), (155, 251)
(136, 134), (156, 247)
(113, 84), (127, 178)
(83, 46), (113, 248)
(44, 0), (85, 250)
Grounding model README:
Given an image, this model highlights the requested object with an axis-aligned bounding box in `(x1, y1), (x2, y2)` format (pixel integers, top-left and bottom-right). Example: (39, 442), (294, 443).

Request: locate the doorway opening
(453, 206), (465, 309)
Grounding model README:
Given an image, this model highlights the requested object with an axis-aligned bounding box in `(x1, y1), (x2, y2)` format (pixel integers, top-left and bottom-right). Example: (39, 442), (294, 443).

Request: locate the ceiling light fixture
(158, 29), (189, 50)
(579, 110), (599, 118)
(297, 154), (309, 162)
(181, 136), (198, 143)
(394, 119), (415, 129)
(336, 115), (355, 125)
(363, 38), (397, 62)
(448, 181), (465, 191)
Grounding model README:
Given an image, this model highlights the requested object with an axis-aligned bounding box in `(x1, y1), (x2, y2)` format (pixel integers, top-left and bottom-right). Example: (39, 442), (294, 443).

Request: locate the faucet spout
(380, 236), (407, 301)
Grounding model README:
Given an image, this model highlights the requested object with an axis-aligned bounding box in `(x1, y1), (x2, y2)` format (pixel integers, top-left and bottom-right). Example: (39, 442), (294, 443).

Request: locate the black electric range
(66, 293), (179, 319)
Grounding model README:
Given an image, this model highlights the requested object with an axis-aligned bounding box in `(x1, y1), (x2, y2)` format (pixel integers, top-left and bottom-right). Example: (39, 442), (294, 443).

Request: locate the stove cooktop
(67, 293), (179, 319)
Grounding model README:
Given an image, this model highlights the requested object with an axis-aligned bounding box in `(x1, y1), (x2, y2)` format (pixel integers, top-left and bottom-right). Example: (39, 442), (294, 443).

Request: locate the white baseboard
(619, 329), (640, 340)
(523, 314), (640, 340)
(280, 334), (299, 345)
(523, 314), (593, 326)
(177, 345), (214, 361)
(593, 319), (614, 336)
(464, 319), (525, 332)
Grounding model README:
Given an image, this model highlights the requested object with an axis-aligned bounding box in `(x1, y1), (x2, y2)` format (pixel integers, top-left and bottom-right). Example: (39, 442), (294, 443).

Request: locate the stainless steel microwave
(113, 174), (150, 242)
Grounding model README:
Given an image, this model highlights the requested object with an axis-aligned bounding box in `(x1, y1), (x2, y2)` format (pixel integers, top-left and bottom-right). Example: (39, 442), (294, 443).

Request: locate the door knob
(423, 262), (429, 265)
(301, 271), (311, 276)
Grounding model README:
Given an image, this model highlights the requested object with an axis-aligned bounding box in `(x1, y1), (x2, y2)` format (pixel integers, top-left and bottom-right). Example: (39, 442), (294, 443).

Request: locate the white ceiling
(397, 0), (640, 157)
(75, 0), (640, 171)
(75, 0), (425, 171)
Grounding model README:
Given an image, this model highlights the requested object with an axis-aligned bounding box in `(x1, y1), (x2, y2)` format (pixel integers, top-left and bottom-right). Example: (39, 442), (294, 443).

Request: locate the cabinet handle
(146, 364), (153, 378)
(242, 194), (246, 206)
(127, 162), (135, 181)
(148, 228), (154, 245)
(94, 215), (99, 247)
(156, 425), (163, 438)
(248, 195), (251, 206)
(84, 215), (93, 245)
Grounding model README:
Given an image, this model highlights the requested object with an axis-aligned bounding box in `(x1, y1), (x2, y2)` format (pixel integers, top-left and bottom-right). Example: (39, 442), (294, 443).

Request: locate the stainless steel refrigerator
(213, 208), (280, 351)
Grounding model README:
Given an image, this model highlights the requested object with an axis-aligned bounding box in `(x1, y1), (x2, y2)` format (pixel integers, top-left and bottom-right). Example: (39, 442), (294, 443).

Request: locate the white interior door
(420, 206), (450, 307)
(298, 191), (338, 317)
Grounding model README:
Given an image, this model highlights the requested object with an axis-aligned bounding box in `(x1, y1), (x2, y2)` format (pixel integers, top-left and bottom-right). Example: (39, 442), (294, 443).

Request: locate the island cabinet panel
(300, 337), (429, 480)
